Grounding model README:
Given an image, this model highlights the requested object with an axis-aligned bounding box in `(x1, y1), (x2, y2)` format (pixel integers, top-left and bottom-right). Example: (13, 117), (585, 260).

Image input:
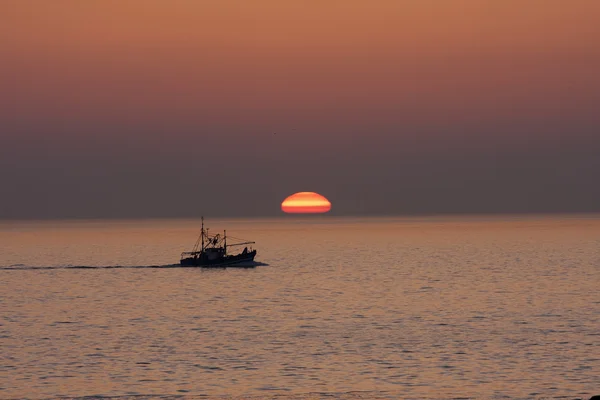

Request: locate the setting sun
(281, 192), (331, 214)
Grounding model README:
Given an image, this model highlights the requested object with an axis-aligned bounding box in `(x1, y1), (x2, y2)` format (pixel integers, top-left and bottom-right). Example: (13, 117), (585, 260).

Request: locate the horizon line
(2, 210), (600, 223)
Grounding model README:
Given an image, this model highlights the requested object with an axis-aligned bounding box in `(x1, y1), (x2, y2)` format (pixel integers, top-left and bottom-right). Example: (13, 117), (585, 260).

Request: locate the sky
(1, 0), (600, 219)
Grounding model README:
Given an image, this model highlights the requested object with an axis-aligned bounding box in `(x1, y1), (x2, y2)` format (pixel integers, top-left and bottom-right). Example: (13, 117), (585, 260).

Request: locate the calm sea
(1, 216), (599, 400)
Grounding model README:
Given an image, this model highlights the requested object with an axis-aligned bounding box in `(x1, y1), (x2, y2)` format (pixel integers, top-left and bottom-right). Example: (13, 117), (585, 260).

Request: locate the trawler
(180, 217), (257, 267)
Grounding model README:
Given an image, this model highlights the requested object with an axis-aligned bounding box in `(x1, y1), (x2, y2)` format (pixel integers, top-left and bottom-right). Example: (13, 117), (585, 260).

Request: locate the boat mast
(201, 216), (205, 252)
(224, 229), (227, 255)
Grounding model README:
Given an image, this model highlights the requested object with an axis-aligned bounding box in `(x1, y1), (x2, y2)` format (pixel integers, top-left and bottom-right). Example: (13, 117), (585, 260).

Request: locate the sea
(1, 215), (599, 400)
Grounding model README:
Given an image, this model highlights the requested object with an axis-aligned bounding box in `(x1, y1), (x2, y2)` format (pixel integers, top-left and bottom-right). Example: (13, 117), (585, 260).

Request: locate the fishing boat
(180, 217), (257, 267)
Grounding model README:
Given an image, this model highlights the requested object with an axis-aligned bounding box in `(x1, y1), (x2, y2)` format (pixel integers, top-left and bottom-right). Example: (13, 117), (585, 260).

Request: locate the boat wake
(1, 264), (179, 270)
(0, 261), (269, 270)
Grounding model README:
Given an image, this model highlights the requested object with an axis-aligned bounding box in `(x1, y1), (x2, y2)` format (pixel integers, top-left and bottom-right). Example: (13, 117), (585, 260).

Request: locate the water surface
(1, 216), (599, 399)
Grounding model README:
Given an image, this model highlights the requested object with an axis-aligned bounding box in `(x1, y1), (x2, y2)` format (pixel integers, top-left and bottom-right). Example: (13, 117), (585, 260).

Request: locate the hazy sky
(1, 0), (600, 219)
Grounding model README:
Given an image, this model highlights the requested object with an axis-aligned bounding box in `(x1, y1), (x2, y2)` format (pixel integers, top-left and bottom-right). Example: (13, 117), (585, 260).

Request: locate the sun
(281, 192), (331, 214)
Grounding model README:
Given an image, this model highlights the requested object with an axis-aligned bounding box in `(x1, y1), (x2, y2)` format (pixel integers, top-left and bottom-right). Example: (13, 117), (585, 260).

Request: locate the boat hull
(180, 250), (257, 268)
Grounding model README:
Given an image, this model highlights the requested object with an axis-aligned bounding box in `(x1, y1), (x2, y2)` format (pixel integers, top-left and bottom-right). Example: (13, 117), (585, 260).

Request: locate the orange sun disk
(281, 192), (332, 214)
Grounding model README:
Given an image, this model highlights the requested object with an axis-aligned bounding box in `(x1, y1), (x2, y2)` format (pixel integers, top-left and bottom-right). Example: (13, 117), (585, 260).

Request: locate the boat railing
(181, 251), (202, 257)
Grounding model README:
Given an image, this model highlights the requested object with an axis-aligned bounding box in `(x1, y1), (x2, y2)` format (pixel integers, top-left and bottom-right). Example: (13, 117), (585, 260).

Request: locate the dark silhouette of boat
(180, 217), (257, 267)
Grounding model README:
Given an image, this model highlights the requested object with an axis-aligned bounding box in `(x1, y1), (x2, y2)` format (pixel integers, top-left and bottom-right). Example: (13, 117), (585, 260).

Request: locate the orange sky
(4, 1), (599, 50)
(1, 1), (600, 218)
(2, 0), (599, 126)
